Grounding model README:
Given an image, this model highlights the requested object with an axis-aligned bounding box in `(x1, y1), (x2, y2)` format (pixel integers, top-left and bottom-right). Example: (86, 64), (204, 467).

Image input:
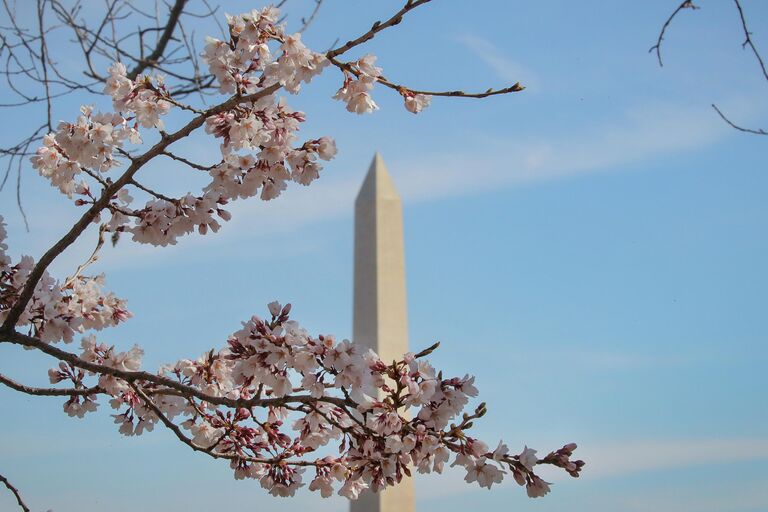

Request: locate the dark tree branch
(649, 0), (699, 67)
(327, 0), (432, 59)
(0, 473), (30, 512)
(712, 104), (767, 135)
(161, 150), (218, 171)
(127, 0), (187, 80)
(732, 0), (768, 82)
(0, 372), (103, 396)
(297, 0), (322, 34)
(0, 329), (352, 411)
(651, 1), (767, 136)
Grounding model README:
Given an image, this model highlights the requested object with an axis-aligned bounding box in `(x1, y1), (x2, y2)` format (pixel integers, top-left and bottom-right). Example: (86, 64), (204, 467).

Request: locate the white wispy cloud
(578, 438), (768, 479)
(617, 480), (768, 512)
(457, 34), (540, 91)
(391, 101), (730, 204)
(10, 96), (746, 273)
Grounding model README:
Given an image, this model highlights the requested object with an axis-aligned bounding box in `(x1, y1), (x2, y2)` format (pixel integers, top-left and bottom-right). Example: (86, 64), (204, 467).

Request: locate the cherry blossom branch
(130, 383), (322, 467)
(0, 473), (30, 512)
(648, 0), (699, 67)
(0, 82), (281, 331)
(0, 4), (584, 500)
(0, 372), (102, 397)
(0, 330), (352, 411)
(327, 55), (524, 98)
(325, 0), (523, 100)
(80, 166), (110, 187)
(327, 0), (431, 59)
(130, 382), (233, 458)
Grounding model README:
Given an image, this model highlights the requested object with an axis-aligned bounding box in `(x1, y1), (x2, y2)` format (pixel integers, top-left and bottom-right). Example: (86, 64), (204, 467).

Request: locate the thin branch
(161, 150), (218, 171)
(712, 104), (768, 135)
(1, 330), (352, 412)
(649, 0), (699, 67)
(15, 138), (31, 232)
(129, 179), (179, 203)
(0, 373), (103, 397)
(64, 224), (107, 288)
(127, 0), (187, 80)
(35, 0), (53, 131)
(133, 385), (322, 467)
(732, 0), (768, 82)
(327, 55), (524, 98)
(0, 473), (30, 512)
(327, 0), (432, 59)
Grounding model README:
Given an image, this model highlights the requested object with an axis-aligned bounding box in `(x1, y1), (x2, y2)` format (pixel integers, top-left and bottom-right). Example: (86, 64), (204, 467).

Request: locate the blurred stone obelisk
(352, 153), (415, 512)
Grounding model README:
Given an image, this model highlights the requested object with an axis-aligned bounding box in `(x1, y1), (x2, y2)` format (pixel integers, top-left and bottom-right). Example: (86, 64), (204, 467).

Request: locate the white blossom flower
(519, 445), (538, 471)
(465, 459), (505, 489)
(526, 475), (552, 498)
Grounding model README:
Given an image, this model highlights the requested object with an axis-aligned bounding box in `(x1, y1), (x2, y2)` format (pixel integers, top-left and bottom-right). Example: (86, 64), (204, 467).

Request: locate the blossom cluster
(30, 106), (140, 197)
(333, 54), (383, 114)
(0, 217), (131, 343)
(103, 62), (172, 129)
(35, 7), (342, 247)
(332, 54), (432, 115)
(29, 5), (435, 249)
(202, 8), (327, 96)
(7, 4), (581, 504)
(32, 296), (582, 500)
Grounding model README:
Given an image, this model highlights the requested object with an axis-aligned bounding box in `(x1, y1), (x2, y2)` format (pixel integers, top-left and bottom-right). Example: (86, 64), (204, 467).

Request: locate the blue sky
(1, 0), (767, 511)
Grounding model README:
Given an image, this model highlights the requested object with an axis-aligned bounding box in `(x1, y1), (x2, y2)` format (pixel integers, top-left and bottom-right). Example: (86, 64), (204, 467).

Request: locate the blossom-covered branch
(1, 302), (583, 498)
(0, 2), (578, 503)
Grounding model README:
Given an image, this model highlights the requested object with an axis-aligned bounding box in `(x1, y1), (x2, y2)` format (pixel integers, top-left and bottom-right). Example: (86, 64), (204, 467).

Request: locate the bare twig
(732, 0), (768, 82)
(0, 473), (30, 512)
(64, 224), (107, 287)
(298, 0), (323, 34)
(712, 104), (768, 135)
(36, 0), (53, 131)
(129, 178), (179, 203)
(649, 0), (699, 67)
(127, 0), (187, 80)
(651, 1), (767, 135)
(327, 0), (432, 59)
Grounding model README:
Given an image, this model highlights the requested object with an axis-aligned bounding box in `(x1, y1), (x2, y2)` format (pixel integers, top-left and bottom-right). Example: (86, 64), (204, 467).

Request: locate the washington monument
(351, 153), (415, 512)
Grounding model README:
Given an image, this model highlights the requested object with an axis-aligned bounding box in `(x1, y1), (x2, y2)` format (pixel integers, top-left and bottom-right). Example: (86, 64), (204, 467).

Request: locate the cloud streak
(458, 34), (540, 91)
(29, 97), (744, 272)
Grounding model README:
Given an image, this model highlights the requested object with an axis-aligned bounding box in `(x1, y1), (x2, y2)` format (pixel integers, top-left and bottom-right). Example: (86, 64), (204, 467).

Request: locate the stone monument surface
(351, 153), (415, 512)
